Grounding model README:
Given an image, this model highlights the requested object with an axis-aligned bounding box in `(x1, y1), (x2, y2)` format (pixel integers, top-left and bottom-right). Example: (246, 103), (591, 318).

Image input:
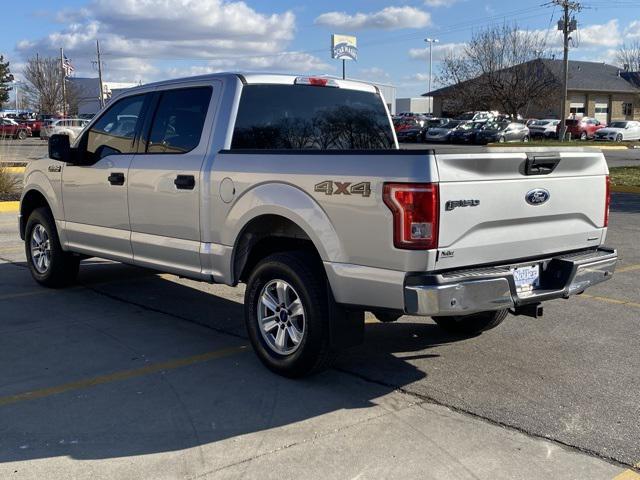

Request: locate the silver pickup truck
(19, 73), (617, 377)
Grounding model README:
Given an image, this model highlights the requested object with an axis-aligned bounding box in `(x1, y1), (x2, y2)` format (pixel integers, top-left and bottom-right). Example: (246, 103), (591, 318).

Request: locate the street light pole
(424, 38), (439, 114)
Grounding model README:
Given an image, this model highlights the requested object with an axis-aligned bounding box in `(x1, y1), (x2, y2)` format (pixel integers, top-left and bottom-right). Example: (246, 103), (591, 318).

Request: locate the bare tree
(436, 24), (559, 118)
(616, 41), (640, 72)
(22, 56), (64, 114)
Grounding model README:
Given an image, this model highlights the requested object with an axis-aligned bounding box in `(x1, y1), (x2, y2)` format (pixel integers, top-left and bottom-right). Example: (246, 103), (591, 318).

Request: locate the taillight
(604, 175), (610, 227)
(383, 183), (439, 250)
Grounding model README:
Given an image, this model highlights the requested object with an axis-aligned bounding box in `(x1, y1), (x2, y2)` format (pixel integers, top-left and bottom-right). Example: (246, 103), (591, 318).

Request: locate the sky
(2, 0), (639, 99)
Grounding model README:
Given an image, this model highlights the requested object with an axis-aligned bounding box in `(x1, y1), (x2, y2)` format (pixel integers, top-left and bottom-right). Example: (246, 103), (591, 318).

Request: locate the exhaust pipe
(511, 303), (543, 319)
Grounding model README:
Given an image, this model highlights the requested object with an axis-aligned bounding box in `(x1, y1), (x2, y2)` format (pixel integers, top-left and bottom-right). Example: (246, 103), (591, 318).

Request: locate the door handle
(108, 172), (125, 186)
(174, 175), (195, 190)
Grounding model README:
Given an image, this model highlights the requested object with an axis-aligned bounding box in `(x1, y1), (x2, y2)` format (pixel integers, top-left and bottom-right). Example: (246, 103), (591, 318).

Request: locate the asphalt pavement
(0, 193), (638, 479)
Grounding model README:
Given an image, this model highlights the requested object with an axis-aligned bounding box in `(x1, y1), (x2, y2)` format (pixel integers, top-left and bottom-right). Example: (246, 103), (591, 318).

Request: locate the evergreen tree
(0, 56), (14, 109)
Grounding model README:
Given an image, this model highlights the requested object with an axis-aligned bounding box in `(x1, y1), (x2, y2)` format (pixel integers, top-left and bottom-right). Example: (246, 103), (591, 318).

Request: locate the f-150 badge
(314, 181), (371, 197)
(445, 199), (480, 211)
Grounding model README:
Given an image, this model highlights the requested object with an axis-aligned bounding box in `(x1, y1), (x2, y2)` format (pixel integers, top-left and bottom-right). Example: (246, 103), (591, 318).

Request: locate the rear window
(231, 84), (394, 150)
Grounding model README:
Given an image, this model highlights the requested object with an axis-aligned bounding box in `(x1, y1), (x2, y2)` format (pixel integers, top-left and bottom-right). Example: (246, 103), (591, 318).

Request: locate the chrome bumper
(404, 248), (617, 316)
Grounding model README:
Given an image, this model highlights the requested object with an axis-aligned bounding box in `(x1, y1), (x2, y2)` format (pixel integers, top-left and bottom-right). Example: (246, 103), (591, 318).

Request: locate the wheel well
(20, 190), (51, 240)
(233, 215), (322, 284)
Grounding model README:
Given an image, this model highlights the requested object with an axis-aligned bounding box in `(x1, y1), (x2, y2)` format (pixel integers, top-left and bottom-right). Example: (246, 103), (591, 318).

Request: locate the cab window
(147, 87), (212, 154)
(85, 94), (145, 160)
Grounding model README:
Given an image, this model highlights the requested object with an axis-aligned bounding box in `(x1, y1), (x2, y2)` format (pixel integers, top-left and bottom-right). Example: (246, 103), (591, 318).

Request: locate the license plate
(512, 264), (540, 295)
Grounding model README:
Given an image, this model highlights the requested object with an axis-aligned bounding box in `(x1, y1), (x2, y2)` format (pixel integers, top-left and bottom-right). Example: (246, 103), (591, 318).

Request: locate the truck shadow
(610, 192), (640, 213)
(0, 260), (463, 465)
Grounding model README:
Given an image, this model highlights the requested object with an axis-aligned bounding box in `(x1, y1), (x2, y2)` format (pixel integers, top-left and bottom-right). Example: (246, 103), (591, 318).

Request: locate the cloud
(527, 19), (621, 50)
(408, 43), (466, 61)
(625, 20), (640, 39)
(424, 0), (457, 7)
(314, 6), (431, 30)
(15, 0), (328, 82)
(355, 67), (392, 82)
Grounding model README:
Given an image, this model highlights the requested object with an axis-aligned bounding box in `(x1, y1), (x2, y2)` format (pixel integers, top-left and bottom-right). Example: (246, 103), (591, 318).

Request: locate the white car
(594, 121), (640, 142)
(528, 119), (560, 139)
(40, 118), (90, 142)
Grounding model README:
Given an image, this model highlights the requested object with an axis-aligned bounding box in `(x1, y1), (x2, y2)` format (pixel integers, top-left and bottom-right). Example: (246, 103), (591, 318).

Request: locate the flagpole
(60, 47), (67, 117)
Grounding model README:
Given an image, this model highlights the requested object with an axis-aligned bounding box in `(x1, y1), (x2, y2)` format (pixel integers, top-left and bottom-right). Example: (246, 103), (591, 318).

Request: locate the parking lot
(1, 181), (639, 479)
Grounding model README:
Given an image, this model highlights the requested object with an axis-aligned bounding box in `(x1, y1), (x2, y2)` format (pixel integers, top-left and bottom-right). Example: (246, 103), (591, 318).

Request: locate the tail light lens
(604, 175), (610, 227)
(383, 183), (439, 250)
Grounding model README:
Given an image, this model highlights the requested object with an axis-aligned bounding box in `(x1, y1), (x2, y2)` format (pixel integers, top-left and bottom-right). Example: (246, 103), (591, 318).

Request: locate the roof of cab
(125, 72), (378, 94)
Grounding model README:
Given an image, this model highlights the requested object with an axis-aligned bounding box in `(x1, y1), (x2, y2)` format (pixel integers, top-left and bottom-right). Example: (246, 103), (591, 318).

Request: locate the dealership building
(427, 59), (640, 122)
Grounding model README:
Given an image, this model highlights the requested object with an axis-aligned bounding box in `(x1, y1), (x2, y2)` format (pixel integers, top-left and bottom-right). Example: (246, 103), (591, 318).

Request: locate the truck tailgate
(434, 149), (609, 270)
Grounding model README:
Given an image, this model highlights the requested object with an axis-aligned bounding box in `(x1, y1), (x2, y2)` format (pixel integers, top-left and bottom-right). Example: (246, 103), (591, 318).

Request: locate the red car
(560, 117), (606, 140)
(0, 118), (32, 140)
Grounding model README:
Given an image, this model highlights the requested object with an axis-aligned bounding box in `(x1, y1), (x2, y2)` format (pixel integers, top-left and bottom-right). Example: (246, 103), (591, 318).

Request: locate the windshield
(231, 84), (395, 150)
(609, 122), (628, 128)
(532, 120), (550, 126)
(483, 121), (507, 131)
(441, 120), (461, 129)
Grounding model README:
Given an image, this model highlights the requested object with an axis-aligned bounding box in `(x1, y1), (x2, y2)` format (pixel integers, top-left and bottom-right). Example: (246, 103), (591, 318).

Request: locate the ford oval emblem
(526, 188), (550, 205)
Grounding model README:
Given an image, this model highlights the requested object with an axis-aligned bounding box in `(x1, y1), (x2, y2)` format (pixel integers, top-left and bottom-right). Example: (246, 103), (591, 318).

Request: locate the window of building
(147, 87), (212, 154)
(623, 103), (633, 116)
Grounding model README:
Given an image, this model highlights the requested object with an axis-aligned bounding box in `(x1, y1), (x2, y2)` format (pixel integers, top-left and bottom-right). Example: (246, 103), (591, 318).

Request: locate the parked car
(396, 124), (426, 143)
(424, 119), (463, 143)
(20, 72), (616, 378)
(475, 121), (530, 144)
(528, 119), (560, 139)
(0, 117), (32, 140)
(40, 118), (90, 142)
(456, 111), (493, 123)
(593, 121), (640, 142)
(449, 121), (485, 144)
(561, 117), (605, 140)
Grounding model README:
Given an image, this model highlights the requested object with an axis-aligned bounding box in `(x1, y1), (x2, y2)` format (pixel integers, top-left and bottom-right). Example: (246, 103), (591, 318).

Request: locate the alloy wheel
(30, 224), (51, 274)
(257, 279), (306, 355)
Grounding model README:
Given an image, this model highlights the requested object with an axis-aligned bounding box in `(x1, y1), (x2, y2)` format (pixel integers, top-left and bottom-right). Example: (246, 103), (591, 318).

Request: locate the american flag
(63, 55), (74, 77)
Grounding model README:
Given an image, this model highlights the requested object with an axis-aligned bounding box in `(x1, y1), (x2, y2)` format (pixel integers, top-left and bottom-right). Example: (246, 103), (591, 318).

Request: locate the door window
(85, 94), (145, 160)
(147, 87), (212, 154)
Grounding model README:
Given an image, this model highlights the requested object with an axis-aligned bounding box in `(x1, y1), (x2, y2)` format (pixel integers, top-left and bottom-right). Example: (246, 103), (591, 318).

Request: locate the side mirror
(48, 134), (71, 162)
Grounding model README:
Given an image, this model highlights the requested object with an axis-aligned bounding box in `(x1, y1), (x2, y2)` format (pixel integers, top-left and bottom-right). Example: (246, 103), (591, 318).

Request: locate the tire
(523, 135), (530, 143)
(498, 136), (506, 143)
(16, 130), (27, 140)
(580, 131), (587, 141)
(432, 309), (508, 336)
(25, 207), (80, 288)
(244, 251), (337, 377)
(615, 133), (623, 143)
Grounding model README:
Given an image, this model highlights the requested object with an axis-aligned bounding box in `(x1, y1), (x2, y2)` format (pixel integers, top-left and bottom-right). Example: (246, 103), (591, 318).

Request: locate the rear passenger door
(128, 84), (215, 278)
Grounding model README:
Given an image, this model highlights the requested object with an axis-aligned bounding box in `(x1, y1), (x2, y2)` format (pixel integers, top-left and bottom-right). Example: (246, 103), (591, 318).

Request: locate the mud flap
(327, 286), (364, 349)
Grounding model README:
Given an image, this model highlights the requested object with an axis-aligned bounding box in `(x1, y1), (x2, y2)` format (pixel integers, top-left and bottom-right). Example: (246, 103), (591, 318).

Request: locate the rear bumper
(404, 248), (617, 316)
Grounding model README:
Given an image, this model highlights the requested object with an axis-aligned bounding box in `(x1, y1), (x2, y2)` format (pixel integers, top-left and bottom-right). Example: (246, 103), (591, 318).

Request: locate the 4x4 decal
(314, 181), (371, 197)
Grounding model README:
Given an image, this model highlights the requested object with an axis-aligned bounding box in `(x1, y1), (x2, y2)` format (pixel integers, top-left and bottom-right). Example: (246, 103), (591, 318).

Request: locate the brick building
(428, 59), (640, 122)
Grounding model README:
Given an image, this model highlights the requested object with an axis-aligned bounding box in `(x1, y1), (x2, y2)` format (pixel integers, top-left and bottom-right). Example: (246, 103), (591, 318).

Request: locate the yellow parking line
(617, 263), (640, 274)
(0, 166), (26, 174)
(580, 294), (640, 309)
(613, 464), (640, 480)
(0, 201), (19, 213)
(0, 345), (248, 407)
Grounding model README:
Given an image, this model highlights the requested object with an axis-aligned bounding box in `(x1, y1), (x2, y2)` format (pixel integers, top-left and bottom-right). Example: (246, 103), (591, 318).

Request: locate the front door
(128, 85), (214, 277)
(62, 93), (148, 261)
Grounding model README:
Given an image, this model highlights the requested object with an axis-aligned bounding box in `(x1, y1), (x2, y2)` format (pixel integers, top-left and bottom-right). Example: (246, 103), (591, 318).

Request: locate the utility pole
(60, 48), (67, 117)
(553, 0), (581, 141)
(96, 40), (105, 109)
(424, 38), (439, 114)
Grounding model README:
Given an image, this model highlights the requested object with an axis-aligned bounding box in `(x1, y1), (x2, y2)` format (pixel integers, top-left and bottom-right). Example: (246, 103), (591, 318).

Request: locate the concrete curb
(0, 201), (19, 213)
(0, 166), (26, 174)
